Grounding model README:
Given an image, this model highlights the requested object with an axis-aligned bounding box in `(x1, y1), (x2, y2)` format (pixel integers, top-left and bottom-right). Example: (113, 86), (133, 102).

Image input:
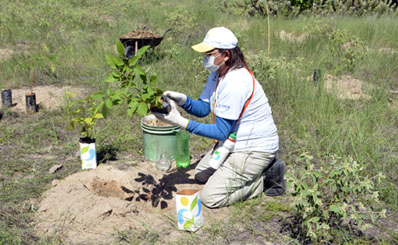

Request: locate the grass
(1, 0), (398, 243)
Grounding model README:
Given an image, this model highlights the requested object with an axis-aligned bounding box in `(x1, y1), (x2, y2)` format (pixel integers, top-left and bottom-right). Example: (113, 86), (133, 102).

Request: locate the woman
(154, 27), (285, 208)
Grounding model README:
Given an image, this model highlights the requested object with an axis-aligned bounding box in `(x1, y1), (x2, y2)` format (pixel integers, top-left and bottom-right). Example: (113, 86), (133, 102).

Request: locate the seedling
(94, 41), (165, 117)
(66, 42), (167, 169)
(66, 93), (104, 140)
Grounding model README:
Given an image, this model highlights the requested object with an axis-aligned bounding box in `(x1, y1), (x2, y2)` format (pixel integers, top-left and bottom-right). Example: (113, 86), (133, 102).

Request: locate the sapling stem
(266, 0), (271, 57)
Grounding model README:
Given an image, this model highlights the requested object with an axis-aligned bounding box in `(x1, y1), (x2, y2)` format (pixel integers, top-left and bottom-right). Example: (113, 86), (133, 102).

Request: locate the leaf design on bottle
(81, 146), (89, 154)
(190, 196), (198, 212)
(184, 217), (194, 229)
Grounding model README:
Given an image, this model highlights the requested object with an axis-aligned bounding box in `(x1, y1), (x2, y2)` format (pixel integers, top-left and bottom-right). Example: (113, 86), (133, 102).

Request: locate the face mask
(203, 53), (224, 72)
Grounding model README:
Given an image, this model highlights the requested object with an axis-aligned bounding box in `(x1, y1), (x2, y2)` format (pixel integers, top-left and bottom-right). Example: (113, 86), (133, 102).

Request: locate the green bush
(304, 20), (367, 74)
(230, 0), (398, 17)
(287, 153), (386, 242)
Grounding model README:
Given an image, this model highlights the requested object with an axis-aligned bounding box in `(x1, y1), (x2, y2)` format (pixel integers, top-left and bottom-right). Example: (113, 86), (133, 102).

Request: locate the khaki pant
(195, 149), (275, 208)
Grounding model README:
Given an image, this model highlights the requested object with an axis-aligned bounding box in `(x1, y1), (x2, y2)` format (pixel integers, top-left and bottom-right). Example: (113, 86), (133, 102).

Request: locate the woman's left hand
(152, 99), (189, 129)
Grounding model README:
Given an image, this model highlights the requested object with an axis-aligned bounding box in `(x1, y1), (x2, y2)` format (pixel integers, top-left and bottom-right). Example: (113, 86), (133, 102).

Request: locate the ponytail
(218, 46), (251, 75)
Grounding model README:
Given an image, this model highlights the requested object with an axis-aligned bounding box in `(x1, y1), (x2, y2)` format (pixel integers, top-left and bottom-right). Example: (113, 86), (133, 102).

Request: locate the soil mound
(0, 48), (14, 60)
(34, 162), (229, 244)
(277, 30), (309, 43)
(120, 30), (161, 39)
(324, 74), (371, 100)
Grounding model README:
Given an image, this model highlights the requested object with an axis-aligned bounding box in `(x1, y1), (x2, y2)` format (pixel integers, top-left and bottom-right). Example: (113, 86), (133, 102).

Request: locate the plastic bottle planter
(1, 89), (13, 107)
(176, 189), (203, 231)
(156, 153), (172, 171)
(25, 93), (38, 113)
(176, 131), (190, 168)
(79, 137), (97, 170)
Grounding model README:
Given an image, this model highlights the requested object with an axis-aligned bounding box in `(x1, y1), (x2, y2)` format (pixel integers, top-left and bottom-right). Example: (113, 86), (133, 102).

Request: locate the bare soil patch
(277, 30), (309, 43)
(324, 74), (371, 100)
(378, 47), (397, 54)
(389, 90), (398, 108)
(0, 85), (87, 112)
(34, 161), (230, 244)
(0, 43), (30, 60)
(0, 48), (15, 60)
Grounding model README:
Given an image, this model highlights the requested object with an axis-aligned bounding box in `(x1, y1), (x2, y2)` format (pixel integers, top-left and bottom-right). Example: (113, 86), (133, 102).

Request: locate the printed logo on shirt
(217, 104), (230, 110)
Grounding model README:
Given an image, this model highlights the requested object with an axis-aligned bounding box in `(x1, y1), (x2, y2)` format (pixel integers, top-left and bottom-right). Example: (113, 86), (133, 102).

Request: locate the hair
(218, 46), (250, 75)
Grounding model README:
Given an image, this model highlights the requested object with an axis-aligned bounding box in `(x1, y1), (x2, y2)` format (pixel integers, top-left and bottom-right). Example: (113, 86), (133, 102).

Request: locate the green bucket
(141, 115), (180, 162)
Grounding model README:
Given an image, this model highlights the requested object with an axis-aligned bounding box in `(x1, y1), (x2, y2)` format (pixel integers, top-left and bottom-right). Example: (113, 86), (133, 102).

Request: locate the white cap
(191, 27), (238, 53)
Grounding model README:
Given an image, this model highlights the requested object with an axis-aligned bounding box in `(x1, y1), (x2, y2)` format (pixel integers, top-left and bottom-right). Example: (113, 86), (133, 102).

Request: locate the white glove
(152, 99), (189, 129)
(163, 91), (187, 106)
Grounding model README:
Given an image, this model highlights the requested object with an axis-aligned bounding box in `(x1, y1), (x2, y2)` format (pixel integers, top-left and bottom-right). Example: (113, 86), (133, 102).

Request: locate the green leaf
(322, 210), (329, 220)
(94, 113), (103, 119)
(329, 204), (343, 215)
(112, 71), (121, 78)
(129, 99), (138, 108)
(111, 93), (122, 101)
(128, 45), (149, 66)
(91, 92), (105, 99)
(128, 106), (137, 117)
(155, 88), (163, 95)
(150, 75), (158, 85)
(128, 99), (138, 117)
(101, 105), (108, 118)
(81, 146), (89, 154)
(141, 93), (150, 101)
(106, 55), (117, 69)
(116, 40), (125, 57)
(134, 66), (145, 76)
(105, 99), (113, 109)
(137, 102), (149, 116)
(147, 86), (154, 96)
(190, 196), (198, 212)
(113, 56), (125, 66)
(184, 217), (194, 230)
(94, 101), (105, 114)
(84, 118), (93, 124)
(128, 56), (139, 67)
(136, 45), (150, 59)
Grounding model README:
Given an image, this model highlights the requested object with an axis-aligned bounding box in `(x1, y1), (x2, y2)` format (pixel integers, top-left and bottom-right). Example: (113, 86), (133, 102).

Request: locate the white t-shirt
(200, 68), (279, 153)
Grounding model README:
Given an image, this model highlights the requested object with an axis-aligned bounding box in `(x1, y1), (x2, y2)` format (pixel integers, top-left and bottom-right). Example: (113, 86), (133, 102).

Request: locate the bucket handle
(172, 128), (182, 133)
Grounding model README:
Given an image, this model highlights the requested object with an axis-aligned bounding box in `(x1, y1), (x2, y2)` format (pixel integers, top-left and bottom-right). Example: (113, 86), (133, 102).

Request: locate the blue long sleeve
(181, 96), (210, 118)
(186, 116), (235, 141)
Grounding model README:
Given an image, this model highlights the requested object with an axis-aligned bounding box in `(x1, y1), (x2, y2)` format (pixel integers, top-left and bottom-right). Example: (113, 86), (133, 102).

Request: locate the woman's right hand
(163, 91), (187, 106)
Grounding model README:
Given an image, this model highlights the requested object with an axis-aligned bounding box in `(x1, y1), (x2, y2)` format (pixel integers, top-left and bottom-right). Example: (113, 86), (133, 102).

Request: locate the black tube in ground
(79, 137), (96, 144)
(25, 93), (38, 113)
(313, 69), (321, 83)
(1, 89), (12, 107)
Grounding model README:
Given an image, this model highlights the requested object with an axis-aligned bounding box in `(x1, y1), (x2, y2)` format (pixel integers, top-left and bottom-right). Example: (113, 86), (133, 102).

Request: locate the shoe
(263, 158), (286, 196)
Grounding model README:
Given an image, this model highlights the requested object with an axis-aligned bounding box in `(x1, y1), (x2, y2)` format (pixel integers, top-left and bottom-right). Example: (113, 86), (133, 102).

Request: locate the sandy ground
(324, 74), (372, 100)
(0, 85), (85, 112)
(33, 160), (231, 244)
(277, 30), (309, 43)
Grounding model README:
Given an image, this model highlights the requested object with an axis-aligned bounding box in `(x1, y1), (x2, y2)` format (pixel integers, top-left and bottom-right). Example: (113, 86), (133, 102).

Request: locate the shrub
(230, 0), (397, 17)
(304, 20), (367, 74)
(286, 153), (386, 242)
